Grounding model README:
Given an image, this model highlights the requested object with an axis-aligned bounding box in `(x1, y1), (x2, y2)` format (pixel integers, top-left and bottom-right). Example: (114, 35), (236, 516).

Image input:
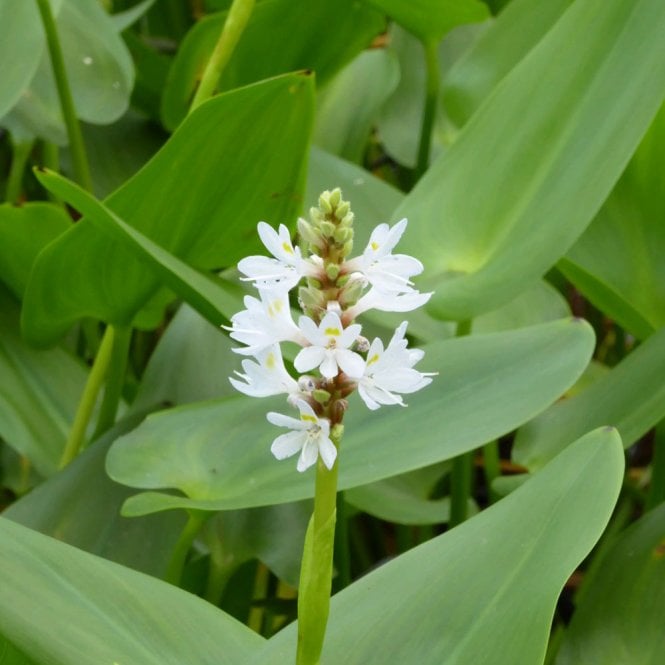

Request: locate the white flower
(237, 222), (320, 291)
(294, 311), (365, 379)
(358, 322), (435, 410)
(343, 219), (423, 294)
(229, 344), (300, 398)
(344, 288), (432, 320)
(267, 400), (337, 472)
(225, 288), (306, 355)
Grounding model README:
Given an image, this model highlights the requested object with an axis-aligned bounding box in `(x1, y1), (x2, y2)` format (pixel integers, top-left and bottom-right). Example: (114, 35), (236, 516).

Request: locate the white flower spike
(267, 400), (337, 472)
(294, 311), (365, 379)
(229, 344), (300, 398)
(238, 222), (320, 291)
(358, 322), (435, 410)
(343, 219), (424, 294)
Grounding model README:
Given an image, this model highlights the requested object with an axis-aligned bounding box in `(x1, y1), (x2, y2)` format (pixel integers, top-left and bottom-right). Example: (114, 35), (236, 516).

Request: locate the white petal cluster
(226, 197), (434, 472)
(238, 222), (320, 291)
(358, 322), (436, 410)
(267, 400), (337, 472)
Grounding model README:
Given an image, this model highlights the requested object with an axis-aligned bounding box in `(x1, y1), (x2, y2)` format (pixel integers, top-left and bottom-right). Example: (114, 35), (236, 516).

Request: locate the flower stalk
(227, 188), (434, 659)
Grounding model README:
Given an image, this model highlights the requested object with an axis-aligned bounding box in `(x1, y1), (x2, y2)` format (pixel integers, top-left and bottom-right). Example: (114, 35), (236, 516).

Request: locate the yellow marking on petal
(267, 299), (284, 318)
(324, 327), (341, 336)
(367, 353), (380, 366)
(282, 242), (294, 254)
(301, 414), (317, 423)
(266, 353), (276, 369)
(371, 241), (379, 251)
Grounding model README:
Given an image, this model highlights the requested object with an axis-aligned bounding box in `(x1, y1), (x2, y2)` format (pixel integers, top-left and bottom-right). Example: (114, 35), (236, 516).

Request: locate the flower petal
(319, 350), (339, 379)
(336, 348), (365, 379)
(318, 435), (337, 470)
(271, 431), (306, 460)
(294, 346), (326, 373)
(267, 412), (306, 430)
(297, 440), (319, 472)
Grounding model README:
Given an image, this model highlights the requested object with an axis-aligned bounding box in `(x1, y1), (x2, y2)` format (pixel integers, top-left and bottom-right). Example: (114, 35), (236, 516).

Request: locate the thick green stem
(449, 453), (472, 527)
(165, 510), (207, 586)
(35, 0), (92, 192)
(5, 140), (34, 203)
(483, 440), (501, 504)
(189, 0), (255, 113)
(58, 326), (115, 468)
(414, 37), (441, 181)
(296, 432), (341, 665)
(92, 326), (131, 440)
(449, 319), (473, 526)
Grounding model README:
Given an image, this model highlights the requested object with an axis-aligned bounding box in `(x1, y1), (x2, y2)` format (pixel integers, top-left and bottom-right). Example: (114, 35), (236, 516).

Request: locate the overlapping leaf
(22, 73), (314, 346)
(106, 318), (595, 515)
(253, 428), (624, 664)
(395, 0), (665, 321)
(0, 518), (264, 665)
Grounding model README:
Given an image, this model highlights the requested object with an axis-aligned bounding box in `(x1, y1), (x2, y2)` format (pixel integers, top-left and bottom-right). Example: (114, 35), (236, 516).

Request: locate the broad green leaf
(0, 636), (38, 665)
(0, 286), (89, 476)
(314, 49), (399, 164)
(560, 102), (665, 340)
(398, 0), (665, 321)
(1, 0), (134, 143)
(106, 318), (595, 515)
(22, 73), (314, 346)
(513, 325), (665, 471)
(0, 0), (44, 119)
(363, 0), (489, 43)
(61, 110), (166, 199)
(253, 428), (624, 664)
(0, 517), (264, 665)
(443, 0), (571, 128)
(0, 202), (70, 299)
(345, 464), (457, 525)
(3, 415), (185, 577)
(33, 168), (240, 331)
(161, 0), (384, 130)
(556, 503), (665, 665)
(132, 303), (237, 411)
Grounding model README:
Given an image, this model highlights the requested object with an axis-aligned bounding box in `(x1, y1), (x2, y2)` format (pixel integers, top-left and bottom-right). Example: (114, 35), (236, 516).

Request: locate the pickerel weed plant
(1, 0), (665, 664)
(227, 189), (434, 660)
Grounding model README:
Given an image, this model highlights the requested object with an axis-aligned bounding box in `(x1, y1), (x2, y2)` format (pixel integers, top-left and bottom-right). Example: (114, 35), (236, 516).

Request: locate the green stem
(296, 432), (341, 665)
(35, 0), (92, 192)
(449, 318), (473, 526)
(92, 326), (131, 440)
(449, 453), (472, 527)
(189, 0), (256, 113)
(647, 418), (665, 509)
(5, 140), (34, 203)
(414, 37), (441, 181)
(58, 325), (115, 468)
(165, 510), (207, 586)
(483, 440), (501, 504)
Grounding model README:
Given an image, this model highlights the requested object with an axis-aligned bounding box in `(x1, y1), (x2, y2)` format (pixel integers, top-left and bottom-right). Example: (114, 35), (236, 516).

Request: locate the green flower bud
(320, 221), (335, 237)
(342, 239), (354, 257)
(313, 389), (331, 405)
(328, 188), (341, 208)
(325, 263), (340, 281)
(333, 226), (353, 244)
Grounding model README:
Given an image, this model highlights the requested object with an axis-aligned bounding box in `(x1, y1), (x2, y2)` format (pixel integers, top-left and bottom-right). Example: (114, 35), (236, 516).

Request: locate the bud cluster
(226, 189), (434, 472)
